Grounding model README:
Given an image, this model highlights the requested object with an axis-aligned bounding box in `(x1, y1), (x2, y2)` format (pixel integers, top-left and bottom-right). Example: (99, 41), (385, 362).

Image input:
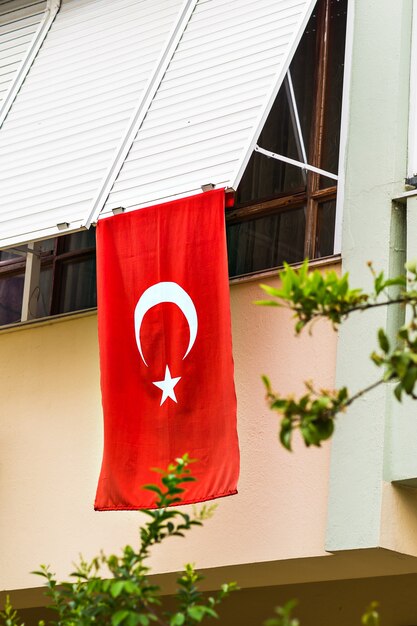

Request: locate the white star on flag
(152, 365), (181, 406)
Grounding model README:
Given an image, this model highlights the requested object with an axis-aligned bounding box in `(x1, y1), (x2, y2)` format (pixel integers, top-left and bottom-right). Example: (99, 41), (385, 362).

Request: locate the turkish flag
(94, 189), (239, 509)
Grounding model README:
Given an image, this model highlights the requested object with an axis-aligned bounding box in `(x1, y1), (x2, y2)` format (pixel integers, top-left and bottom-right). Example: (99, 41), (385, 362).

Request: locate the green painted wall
(326, 0), (413, 551)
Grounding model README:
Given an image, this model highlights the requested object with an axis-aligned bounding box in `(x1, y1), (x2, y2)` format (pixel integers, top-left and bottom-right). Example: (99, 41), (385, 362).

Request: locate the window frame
(226, 0), (343, 267)
(0, 231), (97, 326)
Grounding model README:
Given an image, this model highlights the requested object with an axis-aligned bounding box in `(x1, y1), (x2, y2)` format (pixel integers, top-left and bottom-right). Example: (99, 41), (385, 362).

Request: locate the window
(0, 249), (26, 325)
(0, 231), (96, 326)
(227, 0), (347, 277)
(0, 0), (347, 326)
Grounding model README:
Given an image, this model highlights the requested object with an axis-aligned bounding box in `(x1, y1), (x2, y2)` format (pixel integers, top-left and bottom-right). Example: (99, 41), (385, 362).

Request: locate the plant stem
(291, 296), (412, 326)
(143, 601), (168, 626)
(341, 297), (409, 315)
(345, 378), (385, 408)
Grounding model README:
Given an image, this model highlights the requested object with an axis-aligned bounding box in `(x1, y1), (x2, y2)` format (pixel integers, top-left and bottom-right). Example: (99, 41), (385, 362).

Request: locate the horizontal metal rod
(6, 244), (41, 258)
(255, 145), (338, 181)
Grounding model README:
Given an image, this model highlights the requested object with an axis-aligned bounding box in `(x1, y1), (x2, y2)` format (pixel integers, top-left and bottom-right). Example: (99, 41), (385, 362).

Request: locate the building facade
(2, 0), (417, 624)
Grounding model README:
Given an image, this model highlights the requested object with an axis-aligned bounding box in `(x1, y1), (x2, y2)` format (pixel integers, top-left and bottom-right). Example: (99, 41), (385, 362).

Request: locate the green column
(326, 0), (412, 551)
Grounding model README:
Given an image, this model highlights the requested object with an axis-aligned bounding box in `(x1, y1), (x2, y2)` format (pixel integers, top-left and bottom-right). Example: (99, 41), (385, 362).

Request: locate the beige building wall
(0, 263), (339, 592)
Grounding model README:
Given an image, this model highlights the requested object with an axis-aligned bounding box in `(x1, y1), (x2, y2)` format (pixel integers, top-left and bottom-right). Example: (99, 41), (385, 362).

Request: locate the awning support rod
(285, 70), (308, 183)
(254, 145), (338, 181)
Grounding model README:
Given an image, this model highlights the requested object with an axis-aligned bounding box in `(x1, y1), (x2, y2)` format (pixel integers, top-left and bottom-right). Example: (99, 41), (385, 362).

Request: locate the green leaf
(170, 613), (185, 626)
(110, 581), (125, 598)
(315, 419), (334, 441)
(262, 375), (272, 392)
(271, 398), (287, 410)
(259, 284), (282, 297)
(392, 353), (409, 378)
(337, 387), (349, 403)
(377, 329), (390, 354)
(187, 606), (206, 622)
(254, 300), (280, 307)
(123, 581), (139, 594)
(397, 326), (409, 340)
(402, 366), (417, 394)
(143, 485), (163, 495)
(127, 614), (143, 626)
(112, 611), (129, 626)
(362, 602), (379, 626)
(370, 352), (384, 367)
(374, 272), (385, 295)
(394, 383), (403, 402)
(384, 276), (406, 287)
(279, 425), (292, 451)
(295, 320), (305, 334)
(282, 599), (298, 613)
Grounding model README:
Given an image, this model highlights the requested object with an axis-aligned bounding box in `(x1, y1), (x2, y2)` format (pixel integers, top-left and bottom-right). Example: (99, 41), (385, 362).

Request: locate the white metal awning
(0, 0), (47, 108)
(0, 0), (60, 129)
(0, 0), (318, 249)
(98, 0), (319, 220)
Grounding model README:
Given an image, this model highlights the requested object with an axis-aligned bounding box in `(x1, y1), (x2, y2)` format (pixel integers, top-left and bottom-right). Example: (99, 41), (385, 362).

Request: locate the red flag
(95, 189), (239, 510)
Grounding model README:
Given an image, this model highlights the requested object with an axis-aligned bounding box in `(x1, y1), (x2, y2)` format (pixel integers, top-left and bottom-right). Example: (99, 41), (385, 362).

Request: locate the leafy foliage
(257, 260), (417, 449)
(263, 600), (299, 626)
(262, 599), (379, 626)
(1, 456), (237, 626)
(361, 602), (380, 626)
(256, 260), (368, 333)
(0, 597), (21, 626)
(262, 376), (346, 451)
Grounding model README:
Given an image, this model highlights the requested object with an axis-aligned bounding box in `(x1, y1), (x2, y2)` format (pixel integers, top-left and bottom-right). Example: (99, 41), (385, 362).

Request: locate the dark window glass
(320, 0), (348, 183)
(39, 239), (55, 253)
(37, 266), (53, 318)
(61, 229), (96, 253)
(0, 248), (26, 324)
(0, 249), (24, 262)
(57, 256), (97, 314)
(227, 207), (306, 277)
(315, 200), (336, 258)
(288, 6), (318, 149)
(0, 273), (24, 325)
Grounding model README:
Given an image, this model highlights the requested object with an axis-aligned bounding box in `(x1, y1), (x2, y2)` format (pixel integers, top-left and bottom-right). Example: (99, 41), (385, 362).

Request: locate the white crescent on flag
(134, 281), (198, 367)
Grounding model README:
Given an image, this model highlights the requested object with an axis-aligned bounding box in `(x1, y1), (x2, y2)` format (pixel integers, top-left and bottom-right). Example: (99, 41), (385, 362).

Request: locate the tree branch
(345, 378), (385, 408)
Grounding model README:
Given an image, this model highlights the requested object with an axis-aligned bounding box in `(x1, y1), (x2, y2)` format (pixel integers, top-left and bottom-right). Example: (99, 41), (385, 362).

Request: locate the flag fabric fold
(95, 189), (239, 510)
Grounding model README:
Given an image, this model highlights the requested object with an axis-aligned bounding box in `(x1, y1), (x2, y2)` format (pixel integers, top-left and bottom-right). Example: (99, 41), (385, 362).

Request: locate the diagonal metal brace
(255, 145), (338, 181)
